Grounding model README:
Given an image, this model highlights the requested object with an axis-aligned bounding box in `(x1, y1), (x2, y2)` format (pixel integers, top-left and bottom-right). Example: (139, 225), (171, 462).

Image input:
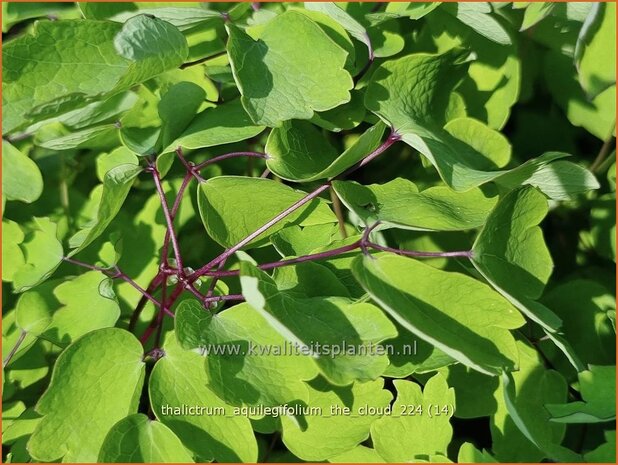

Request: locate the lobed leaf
(27, 329), (145, 462)
(351, 253), (525, 375)
(226, 11), (353, 127)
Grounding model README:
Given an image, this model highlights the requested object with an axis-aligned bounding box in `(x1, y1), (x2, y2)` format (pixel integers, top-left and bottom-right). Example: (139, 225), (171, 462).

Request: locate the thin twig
(148, 163), (185, 272)
(199, 242), (361, 278)
(129, 273), (165, 331)
(368, 243), (473, 258)
(191, 183), (332, 277)
(63, 257), (165, 313)
(194, 151), (268, 171)
(590, 124), (616, 173)
(3, 331), (27, 368)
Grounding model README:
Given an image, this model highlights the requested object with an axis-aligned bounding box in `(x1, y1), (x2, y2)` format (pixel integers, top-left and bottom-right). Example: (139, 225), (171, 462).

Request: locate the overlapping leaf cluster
(1, 2), (615, 463)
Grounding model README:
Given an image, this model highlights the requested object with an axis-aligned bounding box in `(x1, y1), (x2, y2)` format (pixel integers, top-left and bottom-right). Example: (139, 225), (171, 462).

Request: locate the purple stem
(153, 272), (168, 349)
(203, 294), (244, 304)
(199, 240), (471, 278)
(191, 183), (331, 278)
(189, 132), (400, 281)
(160, 171), (193, 267)
(63, 257), (173, 316)
(194, 151), (268, 171)
(368, 243), (473, 258)
(338, 132), (401, 179)
(149, 163), (184, 272)
(129, 273), (165, 331)
(185, 282), (208, 301)
(176, 148), (205, 182)
(200, 241), (362, 278)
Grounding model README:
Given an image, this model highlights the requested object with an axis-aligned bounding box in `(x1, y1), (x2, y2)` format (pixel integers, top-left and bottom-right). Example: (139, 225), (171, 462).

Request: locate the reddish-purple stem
(194, 151), (268, 171)
(191, 183), (331, 278)
(129, 273), (165, 331)
(200, 242), (362, 277)
(369, 243), (473, 258)
(153, 273), (168, 349)
(198, 240), (471, 278)
(160, 171), (193, 267)
(175, 147), (205, 182)
(148, 163), (184, 272)
(189, 131), (400, 281)
(63, 257), (164, 311)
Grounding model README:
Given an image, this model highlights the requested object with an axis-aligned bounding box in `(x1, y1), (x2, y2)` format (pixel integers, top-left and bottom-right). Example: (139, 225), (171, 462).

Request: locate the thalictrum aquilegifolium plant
(1, 1), (616, 463)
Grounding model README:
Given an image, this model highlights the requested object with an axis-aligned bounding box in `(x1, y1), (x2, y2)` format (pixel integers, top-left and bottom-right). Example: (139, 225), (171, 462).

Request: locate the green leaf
(371, 374), (455, 461)
(421, 11), (521, 130)
(332, 178), (497, 231)
(457, 442), (496, 462)
(542, 279), (616, 365)
(198, 176), (335, 248)
(266, 122), (386, 182)
(113, 14), (188, 85)
(443, 117), (512, 167)
(367, 20), (405, 58)
(226, 11), (353, 126)
(240, 262), (398, 385)
(328, 445), (385, 463)
(383, 323), (455, 378)
(69, 163), (142, 253)
(164, 100), (265, 153)
(2, 220), (26, 282)
(119, 126), (160, 156)
(495, 154), (600, 200)
(291, 7), (357, 71)
(575, 2), (616, 98)
(98, 414), (193, 463)
(280, 377), (392, 461)
(496, 341), (580, 462)
(545, 51), (615, 140)
(365, 51), (523, 191)
(546, 365), (616, 423)
(351, 253), (525, 375)
(273, 261), (351, 298)
(584, 430), (616, 462)
(471, 187), (563, 332)
(271, 223), (340, 256)
(2, 140), (43, 203)
(16, 272), (120, 346)
(2, 406), (41, 446)
(304, 2), (371, 57)
(13, 218), (64, 293)
(27, 329), (145, 462)
(367, 2), (441, 24)
(520, 2), (555, 30)
(149, 334), (258, 462)
(157, 81), (205, 150)
(175, 299), (318, 407)
(77, 2), (135, 20)
(590, 193), (616, 262)
(440, 363), (499, 418)
(96, 147), (139, 182)
(35, 123), (117, 150)
(2, 2), (78, 32)
(442, 2), (511, 45)
(311, 89), (366, 132)
(3, 16), (188, 133)
(110, 7), (221, 31)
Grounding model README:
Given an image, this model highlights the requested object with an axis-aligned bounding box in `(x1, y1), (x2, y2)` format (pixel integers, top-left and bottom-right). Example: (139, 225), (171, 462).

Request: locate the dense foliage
(1, 1), (616, 463)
